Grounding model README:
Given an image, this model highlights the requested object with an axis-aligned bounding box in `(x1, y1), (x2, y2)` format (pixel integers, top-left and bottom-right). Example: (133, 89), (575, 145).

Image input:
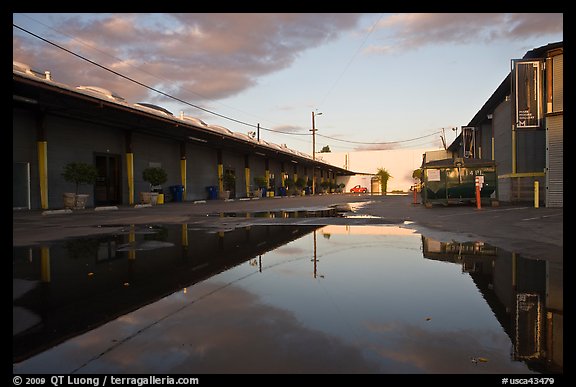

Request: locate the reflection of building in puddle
(421, 236), (563, 373)
(12, 224), (320, 363)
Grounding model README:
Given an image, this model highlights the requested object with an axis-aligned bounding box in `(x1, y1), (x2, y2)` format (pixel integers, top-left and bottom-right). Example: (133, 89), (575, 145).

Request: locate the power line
(14, 23), (446, 148)
(317, 14), (384, 109)
(315, 130), (441, 145)
(13, 23), (303, 138)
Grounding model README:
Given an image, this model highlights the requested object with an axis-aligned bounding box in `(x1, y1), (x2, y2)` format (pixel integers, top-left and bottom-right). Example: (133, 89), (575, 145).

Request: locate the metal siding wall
(13, 110), (39, 208)
(186, 144), (217, 200)
(546, 115), (563, 207)
(46, 116), (124, 208)
(480, 123), (492, 160)
(552, 54), (563, 113)
(222, 151), (245, 198)
(516, 130), (546, 173)
(132, 133), (180, 199)
(493, 99), (512, 175)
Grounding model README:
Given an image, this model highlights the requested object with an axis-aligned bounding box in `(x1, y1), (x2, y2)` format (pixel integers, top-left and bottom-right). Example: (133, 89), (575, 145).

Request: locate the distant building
(319, 148), (433, 193)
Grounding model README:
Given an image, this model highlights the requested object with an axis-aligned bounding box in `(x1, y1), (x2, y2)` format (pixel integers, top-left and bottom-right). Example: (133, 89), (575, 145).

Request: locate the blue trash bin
(206, 186), (217, 200)
(261, 187), (267, 197)
(170, 185), (184, 202)
(278, 187), (287, 197)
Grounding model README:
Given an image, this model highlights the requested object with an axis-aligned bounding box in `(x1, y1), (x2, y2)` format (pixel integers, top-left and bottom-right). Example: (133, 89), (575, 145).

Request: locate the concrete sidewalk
(13, 194), (563, 262)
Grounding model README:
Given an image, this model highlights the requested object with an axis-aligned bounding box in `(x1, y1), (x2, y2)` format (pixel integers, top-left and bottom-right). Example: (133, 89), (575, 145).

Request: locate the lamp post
(310, 111), (322, 194)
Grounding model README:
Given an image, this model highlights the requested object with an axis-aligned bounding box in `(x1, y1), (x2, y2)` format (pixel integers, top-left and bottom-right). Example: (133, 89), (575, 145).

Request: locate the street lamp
(310, 111), (322, 194)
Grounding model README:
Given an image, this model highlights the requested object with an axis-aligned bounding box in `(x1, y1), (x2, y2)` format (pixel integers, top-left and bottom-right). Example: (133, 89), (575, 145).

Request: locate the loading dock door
(13, 162), (31, 210)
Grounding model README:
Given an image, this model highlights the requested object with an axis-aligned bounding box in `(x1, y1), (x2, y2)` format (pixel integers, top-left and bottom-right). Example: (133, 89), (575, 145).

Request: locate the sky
(12, 13), (563, 156)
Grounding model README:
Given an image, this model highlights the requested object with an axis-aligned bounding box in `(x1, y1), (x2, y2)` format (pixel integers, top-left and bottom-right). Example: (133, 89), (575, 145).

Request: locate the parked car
(350, 185), (368, 193)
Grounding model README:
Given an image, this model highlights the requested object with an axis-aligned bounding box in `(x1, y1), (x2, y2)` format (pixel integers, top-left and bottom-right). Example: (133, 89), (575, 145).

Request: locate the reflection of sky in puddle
(14, 225), (557, 374)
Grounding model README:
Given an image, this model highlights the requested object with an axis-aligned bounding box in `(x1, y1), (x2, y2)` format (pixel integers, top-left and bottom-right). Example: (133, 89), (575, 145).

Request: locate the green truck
(420, 158), (498, 207)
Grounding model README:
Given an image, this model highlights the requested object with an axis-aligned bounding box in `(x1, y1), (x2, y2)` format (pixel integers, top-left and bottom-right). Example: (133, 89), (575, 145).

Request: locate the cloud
(49, 282), (382, 373)
(366, 13), (563, 54)
(13, 13), (363, 104)
(363, 321), (531, 373)
(271, 124), (306, 134)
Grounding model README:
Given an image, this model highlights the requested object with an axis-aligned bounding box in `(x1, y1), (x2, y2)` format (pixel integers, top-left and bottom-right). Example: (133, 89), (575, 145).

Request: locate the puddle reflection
(13, 224), (562, 374)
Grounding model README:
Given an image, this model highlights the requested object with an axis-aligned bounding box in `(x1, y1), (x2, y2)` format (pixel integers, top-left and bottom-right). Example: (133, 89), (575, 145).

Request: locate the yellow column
(245, 166), (250, 197)
(126, 152), (134, 206)
(491, 137), (495, 161)
(128, 224), (136, 260)
(37, 141), (48, 209)
(218, 163), (224, 194)
(265, 169), (270, 189)
(534, 180), (539, 208)
(181, 224), (188, 248)
(181, 159), (187, 200)
(40, 246), (50, 282)
(511, 128), (517, 174)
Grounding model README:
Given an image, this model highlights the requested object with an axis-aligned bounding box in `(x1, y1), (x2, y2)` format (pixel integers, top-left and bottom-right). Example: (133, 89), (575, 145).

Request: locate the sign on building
(514, 60), (542, 129)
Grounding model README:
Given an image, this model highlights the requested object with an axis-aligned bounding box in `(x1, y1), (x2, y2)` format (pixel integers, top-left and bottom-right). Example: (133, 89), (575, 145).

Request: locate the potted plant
(295, 176), (306, 196)
(253, 176), (267, 198)
(62, 162), (98, 209)
(221, 172), (236, 199)
(141, 166), (167, 205)
(319, 180), (330, 193)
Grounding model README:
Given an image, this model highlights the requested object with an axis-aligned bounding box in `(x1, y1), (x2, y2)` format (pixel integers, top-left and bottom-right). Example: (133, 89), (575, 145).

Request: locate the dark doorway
(94, 153), (121, 206)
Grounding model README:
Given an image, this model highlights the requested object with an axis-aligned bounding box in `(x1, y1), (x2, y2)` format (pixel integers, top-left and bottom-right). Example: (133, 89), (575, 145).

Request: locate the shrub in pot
(62, 162), (98, 209)
(141, 167), (167, 205)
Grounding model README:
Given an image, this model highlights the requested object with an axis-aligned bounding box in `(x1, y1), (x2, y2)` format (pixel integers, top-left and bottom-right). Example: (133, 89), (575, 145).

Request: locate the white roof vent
(179, 112), (208, 126)
(134, 102), (173, 116)
(13, 61), (46, 78)
(77, 85), (125, 102)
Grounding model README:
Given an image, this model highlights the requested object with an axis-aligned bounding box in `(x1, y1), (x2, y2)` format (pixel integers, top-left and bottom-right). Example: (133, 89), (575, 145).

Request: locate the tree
(319, 145), (331, 153)
(142, 167), (168, 189)
(376, 167), (392, 195)
(412, 168), (423, 181)
(62, 162), (98, 194)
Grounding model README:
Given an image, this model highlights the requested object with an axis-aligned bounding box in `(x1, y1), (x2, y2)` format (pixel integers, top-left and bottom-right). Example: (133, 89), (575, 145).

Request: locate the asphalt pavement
(13, 193), (563, 263)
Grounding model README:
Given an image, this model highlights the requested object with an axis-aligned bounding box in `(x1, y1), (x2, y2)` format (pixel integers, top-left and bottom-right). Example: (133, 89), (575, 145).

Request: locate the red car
(350, 185), (368, 193)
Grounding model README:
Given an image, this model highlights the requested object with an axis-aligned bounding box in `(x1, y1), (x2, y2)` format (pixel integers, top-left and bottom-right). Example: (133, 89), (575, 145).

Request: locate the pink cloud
(13, 13), (363, 104)
(367, 13), (563, 53)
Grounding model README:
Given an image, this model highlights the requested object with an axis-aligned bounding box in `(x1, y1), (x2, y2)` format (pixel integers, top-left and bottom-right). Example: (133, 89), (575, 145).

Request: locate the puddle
(13, 224), (562, 374)
(204, 207), (341, 218)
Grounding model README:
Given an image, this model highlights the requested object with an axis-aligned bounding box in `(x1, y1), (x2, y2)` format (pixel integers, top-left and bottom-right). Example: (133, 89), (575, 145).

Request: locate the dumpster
(169, 185), (184, 202)
(206, 186), (218, 200)
(420, 158), (497, 208)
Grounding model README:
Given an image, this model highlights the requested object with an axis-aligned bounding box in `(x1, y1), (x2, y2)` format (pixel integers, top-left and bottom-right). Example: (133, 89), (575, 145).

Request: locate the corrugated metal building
(13, 62), (352, 210)
(447, 41), (563, 207)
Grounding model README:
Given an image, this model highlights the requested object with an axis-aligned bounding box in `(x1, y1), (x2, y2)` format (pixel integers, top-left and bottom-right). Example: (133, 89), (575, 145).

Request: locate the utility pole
(310, 111), (321, 194)
(257, 123), (260, 141)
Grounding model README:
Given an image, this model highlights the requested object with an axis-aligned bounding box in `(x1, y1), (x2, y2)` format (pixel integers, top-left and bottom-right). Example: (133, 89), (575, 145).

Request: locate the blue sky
(13, 13), (563, 155)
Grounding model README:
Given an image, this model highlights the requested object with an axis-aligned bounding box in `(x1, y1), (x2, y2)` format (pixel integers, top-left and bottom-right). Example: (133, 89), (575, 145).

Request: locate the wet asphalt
(13, 193), (563, 263)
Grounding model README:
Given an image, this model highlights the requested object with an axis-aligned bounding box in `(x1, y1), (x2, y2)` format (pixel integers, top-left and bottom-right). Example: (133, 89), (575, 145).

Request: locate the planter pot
(253, 189), (262, 198)
(74, 194), (89, 210)
(140, 192), (159, 205)
(63, 192), (76, 209)
(219, 190), (230, 200)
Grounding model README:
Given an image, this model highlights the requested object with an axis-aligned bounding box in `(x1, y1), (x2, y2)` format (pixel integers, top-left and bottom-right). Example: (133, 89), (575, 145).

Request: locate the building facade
(13, 62), (351, 210)
(447, 42), (563, 207)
